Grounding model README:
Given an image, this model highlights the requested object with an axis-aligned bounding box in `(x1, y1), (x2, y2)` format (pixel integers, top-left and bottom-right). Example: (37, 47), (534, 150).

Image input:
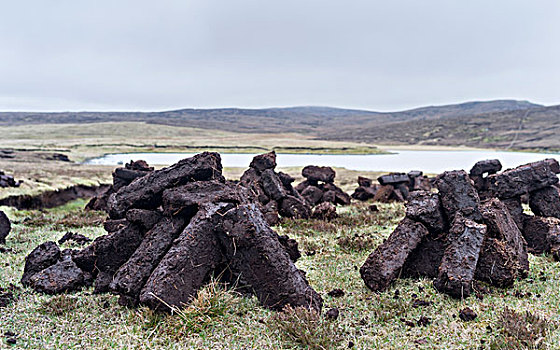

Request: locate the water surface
(86, 150), (560, 174)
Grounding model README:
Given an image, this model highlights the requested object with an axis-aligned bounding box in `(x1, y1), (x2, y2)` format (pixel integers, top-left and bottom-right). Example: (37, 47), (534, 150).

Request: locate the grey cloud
(0, 0), (558, 111)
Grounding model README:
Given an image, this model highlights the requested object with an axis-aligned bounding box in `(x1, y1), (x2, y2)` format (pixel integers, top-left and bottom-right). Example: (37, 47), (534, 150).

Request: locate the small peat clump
(0, 210), (11, 244)
(459, 307), (478, 322)
(240, 151), (312, 225)
(86, 159), (154, 212)
(22, 152), (322, 313)
(295, 165), (350, 210)
(360, 158), (560, 299)
(351, 171), (432, 202)
(58, 231), (92, 246)
(0, 170), (23, 188)
(21, 241), (92, 294)
(0, 284), (19, 308)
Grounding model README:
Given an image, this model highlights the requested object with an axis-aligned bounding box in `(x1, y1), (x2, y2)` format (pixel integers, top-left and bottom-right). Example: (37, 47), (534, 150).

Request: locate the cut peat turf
(21, 152), (322, 312)
(2, 158), (560, 348)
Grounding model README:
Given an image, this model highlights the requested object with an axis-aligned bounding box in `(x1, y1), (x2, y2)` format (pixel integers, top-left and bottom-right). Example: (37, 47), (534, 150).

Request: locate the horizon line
(0, 98), (554, 115)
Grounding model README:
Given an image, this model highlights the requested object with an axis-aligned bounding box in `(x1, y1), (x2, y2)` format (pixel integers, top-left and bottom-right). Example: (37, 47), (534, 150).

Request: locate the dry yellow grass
(0, 122), (383, 161)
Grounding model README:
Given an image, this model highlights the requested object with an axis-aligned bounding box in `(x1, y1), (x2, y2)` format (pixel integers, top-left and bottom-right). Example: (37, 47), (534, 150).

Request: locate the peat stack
(295, 165), (351, 208)
(360, 166), (531, 299)
(240, 152), (311, 225)
(351, 176), (380, 201)
(361, 158), (560, 298)
(86, 160), (154, 212)
(22, 152), (322, 312)
(481, 159), (560, 258)
(0, 171), (23, 188)
(352, 171), (432, 202)
(0, 211), (10, 244)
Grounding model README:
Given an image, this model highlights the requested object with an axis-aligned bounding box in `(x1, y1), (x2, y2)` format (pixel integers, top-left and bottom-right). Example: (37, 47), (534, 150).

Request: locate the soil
(0, 184), (110, 210)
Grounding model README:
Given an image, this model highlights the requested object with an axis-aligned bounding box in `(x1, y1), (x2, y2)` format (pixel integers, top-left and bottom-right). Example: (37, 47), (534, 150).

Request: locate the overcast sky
(0, 0), (558, 112)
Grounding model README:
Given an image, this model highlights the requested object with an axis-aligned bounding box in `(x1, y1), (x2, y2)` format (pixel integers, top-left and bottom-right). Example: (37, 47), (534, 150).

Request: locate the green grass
(2, 201), (560, 349)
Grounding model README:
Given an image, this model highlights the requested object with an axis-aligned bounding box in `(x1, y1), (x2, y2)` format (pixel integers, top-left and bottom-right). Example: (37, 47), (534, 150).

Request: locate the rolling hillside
(1, 99), (557, 151)
(322, 104), (560, 151)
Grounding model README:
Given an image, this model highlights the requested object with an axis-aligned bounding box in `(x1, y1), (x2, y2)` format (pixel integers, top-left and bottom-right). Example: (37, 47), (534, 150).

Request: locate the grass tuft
(490, 307), (556, 349)
(337, 232), (377, 252)
(138, 280), (241, 339)
(17, 209), (106, 229)
(270, 305), (341, 350)
(39, 295), (79, 316)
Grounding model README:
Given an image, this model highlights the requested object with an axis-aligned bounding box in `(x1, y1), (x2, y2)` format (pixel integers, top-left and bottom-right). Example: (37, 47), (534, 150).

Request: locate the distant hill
(1, 99), (556, 151)
(322, 104), (560, 151)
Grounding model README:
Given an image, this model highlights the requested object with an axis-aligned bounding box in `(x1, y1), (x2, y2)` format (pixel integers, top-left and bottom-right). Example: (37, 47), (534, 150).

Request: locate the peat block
(501, 197), (525, 231)
(28, 257), (90, 294)
(405, 191), (446, 233)
(377, 173), (409, 186)
(401, 235), (446, 278)
(358, 176), (373, 187)
(529, 186), (560, 219)
(470, 159), (502, 177)
(302, 165), (336, 183)
(21, 241), (61, 286)
(475, 199), (529, 287)
(433, 215), (486, 299)
(108, 152), (224, 219)
(311, 202), (338, 221)
(436, 170), (482, 222)
(487, 159), (560, 199)
(0, 211), (11, 244)
(522, 216), (560, 255)
(360, 218), (429, 292)
(249, 151), (277, 173)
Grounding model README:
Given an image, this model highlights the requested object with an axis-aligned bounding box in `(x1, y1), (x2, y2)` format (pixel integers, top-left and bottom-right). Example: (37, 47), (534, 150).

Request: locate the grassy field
(0, 120), (383, 199)
(1, 122), (559, 349)
(1, 199), (560, 349)
(0, 122), (384, 162)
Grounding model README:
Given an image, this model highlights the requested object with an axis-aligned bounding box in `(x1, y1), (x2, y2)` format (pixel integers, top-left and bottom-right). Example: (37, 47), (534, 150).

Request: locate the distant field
(0, 122), (383, 162)
(2, 99), (558, 152)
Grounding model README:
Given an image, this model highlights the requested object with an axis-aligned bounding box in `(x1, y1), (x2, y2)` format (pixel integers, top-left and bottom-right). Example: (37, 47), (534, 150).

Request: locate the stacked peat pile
(294, 165), (351, 221)
(295, 165), (351, 207)
(474, 159), (560, 259)
(360, 158), (560, 299)
(0, 171), (23, 188)
(352, 171), (431, 202)
(0, 150), (15, 159)
(240, 152), (311, 225)
(0, 211), (10, 244)
(22, 152), (322, 312)
(86, 160), (153, 211)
